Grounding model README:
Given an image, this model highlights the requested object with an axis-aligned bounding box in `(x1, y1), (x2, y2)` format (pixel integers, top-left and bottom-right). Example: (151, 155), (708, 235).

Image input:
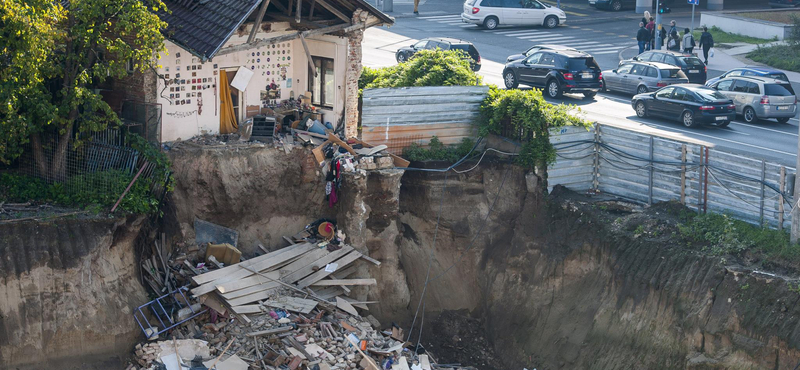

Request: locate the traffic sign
(688, 0), (699, 5)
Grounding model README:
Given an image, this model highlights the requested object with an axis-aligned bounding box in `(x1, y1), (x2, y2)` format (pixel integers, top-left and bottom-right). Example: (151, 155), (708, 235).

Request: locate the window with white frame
(308, 56), (334, 108)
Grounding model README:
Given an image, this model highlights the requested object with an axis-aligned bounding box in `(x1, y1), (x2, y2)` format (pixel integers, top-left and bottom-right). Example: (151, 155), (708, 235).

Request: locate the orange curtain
(219, 72), (238, 134)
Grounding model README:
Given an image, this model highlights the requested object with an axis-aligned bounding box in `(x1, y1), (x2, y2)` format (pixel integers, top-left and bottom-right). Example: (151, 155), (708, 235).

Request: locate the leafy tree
(479, 87), (589, 187)
(0, 0), (167, 176)
(360, 49), (481, 89)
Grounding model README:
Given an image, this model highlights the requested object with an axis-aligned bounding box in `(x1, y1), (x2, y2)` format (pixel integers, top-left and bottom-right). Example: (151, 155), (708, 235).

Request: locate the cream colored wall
(156, 22), (347, 142)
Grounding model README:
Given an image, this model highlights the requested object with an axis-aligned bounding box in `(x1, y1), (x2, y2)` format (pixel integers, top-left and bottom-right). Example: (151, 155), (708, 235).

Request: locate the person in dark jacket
(659, 23), (667, 50)
(699, 26), (714, 64)
(646, 17), (655, 50)
(667, 20), (680, 51)
(637, 22), (649, 54)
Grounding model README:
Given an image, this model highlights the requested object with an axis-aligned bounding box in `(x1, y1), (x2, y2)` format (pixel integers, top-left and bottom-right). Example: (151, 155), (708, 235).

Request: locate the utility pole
(655, 13), (662, 50)
(791, 124), (800, 243)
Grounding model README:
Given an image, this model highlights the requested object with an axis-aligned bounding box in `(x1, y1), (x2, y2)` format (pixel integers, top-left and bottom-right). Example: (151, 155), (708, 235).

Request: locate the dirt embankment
(0, 215), (148, 369)
(391, 159), (800, 370)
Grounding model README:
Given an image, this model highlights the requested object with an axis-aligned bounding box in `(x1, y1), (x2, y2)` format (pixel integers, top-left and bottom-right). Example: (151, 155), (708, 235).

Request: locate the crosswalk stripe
(592, 50), (624, 55)
(418, 15), (461, 19)
(503, 31), (550, 37)
(517, 35), (573, 41)
(459, 24), (475, 27)
(586, 45), (626, 51)
(562, 41), (601, 47)
(494, 29), (535, 34)
(438, 20), (465, 24)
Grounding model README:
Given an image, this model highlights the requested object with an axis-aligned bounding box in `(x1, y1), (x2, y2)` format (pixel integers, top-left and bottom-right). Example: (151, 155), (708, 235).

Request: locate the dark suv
(630, 50), (707, 84)
(396, 37), (482, 71)
(589, 0), (636, 11)
(503, 50), (602, 98)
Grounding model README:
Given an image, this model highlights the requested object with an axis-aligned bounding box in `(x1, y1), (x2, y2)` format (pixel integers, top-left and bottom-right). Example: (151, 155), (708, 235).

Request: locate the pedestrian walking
(641, 10), (650, 27)
(659, 24), (667, 50)
(637, 22), (650, 54)
(682, 28), (695, 54)
(667, 20), (680, 51)
(699, 26), (714, 64)
(646, 17), (655, 50)
(413, 0), (420, 14)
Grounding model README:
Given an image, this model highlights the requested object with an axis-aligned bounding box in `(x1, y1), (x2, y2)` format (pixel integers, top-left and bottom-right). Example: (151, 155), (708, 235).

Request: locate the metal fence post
(648, 136), (654, 205)
(593, 124), (600, 192)
(760, 160), (766, 224)
(780, 166), (786, 229)
(703, 147), (709, 214)
(680, 144), (686, 205)
(697, 146), (704, 213)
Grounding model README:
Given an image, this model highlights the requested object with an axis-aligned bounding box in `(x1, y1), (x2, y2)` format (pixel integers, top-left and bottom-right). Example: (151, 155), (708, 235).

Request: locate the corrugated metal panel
(361, 86), (489, 148)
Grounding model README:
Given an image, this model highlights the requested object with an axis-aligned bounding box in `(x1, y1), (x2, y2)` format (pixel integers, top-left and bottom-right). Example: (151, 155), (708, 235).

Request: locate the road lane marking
(517, 35), (575, 41)
(503, 30), (552, 36)
(418, 15), (461, 19)
(728, 122), (799, 137)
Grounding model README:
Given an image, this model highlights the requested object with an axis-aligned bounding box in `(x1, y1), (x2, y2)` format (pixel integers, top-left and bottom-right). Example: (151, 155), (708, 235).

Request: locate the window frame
(308, 56), (335, 109)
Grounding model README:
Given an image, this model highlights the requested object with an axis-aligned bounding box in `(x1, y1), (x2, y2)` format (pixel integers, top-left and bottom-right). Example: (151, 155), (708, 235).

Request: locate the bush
(747, 45), (800, 73)
(479, 87), (588, 170)
(403, 137), (476, 162)
(359, 50), (481, 89)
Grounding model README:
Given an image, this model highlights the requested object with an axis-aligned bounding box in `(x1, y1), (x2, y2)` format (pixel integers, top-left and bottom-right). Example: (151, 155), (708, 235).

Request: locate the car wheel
(635, 101), (647, 118)
(483, 16), (499, 30)
(583, 91), (597, 99)
(601, 78), (607, 92)
(611, 0), (622, 11)
(546, 79), (562, 98)
(636, 85), (648, 95)
(743, 107), (757, 123)
(682, 111), (696, 128)
(544, 16), (558, 29)
(777, 117), (791, 124)
(503, 70), (519, 89)
(396, 53), (407, 63)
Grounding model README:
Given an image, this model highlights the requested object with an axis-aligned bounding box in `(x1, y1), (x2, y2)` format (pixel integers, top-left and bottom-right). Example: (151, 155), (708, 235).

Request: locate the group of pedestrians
(635, 14), (714, 65)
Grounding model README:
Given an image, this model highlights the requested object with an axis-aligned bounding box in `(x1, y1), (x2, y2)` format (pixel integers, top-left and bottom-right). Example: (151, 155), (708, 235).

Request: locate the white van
(461, 0), (567, 30)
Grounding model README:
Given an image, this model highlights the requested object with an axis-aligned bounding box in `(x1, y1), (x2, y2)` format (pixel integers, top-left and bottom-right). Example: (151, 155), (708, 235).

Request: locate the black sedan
(631, 84), (736, 128)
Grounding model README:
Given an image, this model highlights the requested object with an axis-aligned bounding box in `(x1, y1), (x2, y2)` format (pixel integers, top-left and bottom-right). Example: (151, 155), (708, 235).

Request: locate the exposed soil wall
(0, 215), (148, 369)
(164, 143), (333, 254)
(391, 161), (800, 369)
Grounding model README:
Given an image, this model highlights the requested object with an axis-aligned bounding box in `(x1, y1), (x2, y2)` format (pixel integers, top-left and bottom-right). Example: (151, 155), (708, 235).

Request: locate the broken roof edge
(205, 0), (264, 60)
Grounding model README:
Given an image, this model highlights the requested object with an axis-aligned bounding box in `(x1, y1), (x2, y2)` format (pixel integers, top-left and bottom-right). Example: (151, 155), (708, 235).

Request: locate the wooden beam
(295, 0), (302, 23)
(309, 0), (316, 18)
(248, 0), (272, 44)
(266, 12), (326, 29)
(300, 35), (317, 77)
(314, 0), (350, 23)
(286, 0), (294, 16)
(270, 1), (288, 12)
(311, 278), (377, 286)
(215, 22), (350, 57)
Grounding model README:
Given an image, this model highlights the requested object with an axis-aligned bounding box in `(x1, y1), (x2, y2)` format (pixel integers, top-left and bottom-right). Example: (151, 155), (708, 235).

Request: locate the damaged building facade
(147, 0), (391, 142)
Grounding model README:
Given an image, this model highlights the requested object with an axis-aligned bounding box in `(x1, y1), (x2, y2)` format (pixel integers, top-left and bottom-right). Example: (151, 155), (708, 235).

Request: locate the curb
(618, 45), (638, 62)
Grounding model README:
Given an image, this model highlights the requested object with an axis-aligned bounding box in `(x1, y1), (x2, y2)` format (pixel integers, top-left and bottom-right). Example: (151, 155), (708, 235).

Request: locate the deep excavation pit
(5, 142), (800, 369)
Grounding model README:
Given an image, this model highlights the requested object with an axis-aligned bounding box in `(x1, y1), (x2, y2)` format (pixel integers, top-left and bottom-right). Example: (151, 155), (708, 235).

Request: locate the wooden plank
(282, 245), (354, 284)
(264, 297), (318, 314)
(232, 305), (265, 314)
(311, 279), (376, 287)
(336, 296), (358, 316)
(191, 244), (315, 296)
(300, 35), (317, 78)
(295, 250), (362, 288)
(248, 0), (272, 43)
(352, 138), (409, 168)
(419, 355), (432, 370)
(192, 242), (308, 285)
(214, 23), (350, 57)
(278, 247), (330, 280)
(359, 255), (381, 266)
(220, 281), (281, 299)
(337, 295), (371, 310)
(310, 286), (345, 300)
(215, 271), (281, 293)
(314, 0), (350, 23)
(327, 132), (357, 156)
(246, 326), (295, 337)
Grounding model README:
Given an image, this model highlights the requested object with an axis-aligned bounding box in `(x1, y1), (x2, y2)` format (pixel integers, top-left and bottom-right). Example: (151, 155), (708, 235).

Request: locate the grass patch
(747, 44), (800, 72)
(403, 136), (476, 163)
(692, 26), (775, 45)
(678, 212), (800, 265)
(733, 10), (800, 25)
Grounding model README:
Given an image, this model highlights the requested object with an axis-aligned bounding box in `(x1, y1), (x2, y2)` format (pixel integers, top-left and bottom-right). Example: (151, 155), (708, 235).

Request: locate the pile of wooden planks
(191, 241), (380, 317)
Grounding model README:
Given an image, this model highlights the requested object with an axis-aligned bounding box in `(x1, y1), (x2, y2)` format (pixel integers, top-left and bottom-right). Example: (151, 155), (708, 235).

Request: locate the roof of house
(159, 0), (392, 61)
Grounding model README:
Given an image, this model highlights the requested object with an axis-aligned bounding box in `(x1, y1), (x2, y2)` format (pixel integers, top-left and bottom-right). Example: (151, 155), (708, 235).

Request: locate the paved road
(364, 0), (800, 166)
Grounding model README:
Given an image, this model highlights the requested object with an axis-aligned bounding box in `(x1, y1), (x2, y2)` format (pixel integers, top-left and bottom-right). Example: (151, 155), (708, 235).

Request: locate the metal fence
(548, 124), (795, 229)
(17, 127), (170, 206)
(361, 86), (488, 148)
(121, 100), (162, 144)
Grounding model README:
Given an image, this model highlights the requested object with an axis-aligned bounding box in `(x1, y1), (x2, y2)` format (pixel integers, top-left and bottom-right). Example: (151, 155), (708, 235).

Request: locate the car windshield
(765, 84), (796, 96)
(694, 89), (726, 101)
(766, 73), (790, 82)
(680, 57), (704, 67)
(567, 58), (600, 71)
(524, 47), (540, 57)
(660, 69), (685, 78)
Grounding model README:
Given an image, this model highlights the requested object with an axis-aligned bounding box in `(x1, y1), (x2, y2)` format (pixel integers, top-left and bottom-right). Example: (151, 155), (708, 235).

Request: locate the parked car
(506, 44), (577, 63)
(632, 84), (736, 128)
(588, 0), (635, 11)
(602, 61), (688, 95)
(707, 76), (797, 123)
(395, 38), (482, 71)
(629, 50), (707, 84)
(461, 0), (567, 30)
(705, 66), (790, 86)
(770, 0), (800, 7)
(503, 49), (603, 98)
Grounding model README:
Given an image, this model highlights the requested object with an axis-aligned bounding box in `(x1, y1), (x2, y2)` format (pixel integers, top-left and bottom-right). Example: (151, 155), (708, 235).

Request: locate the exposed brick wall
(344, 9), (368, 139)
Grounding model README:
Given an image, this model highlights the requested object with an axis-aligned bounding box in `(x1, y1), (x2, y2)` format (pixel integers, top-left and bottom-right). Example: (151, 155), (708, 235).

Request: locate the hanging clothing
(219, 72), (238, 134)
